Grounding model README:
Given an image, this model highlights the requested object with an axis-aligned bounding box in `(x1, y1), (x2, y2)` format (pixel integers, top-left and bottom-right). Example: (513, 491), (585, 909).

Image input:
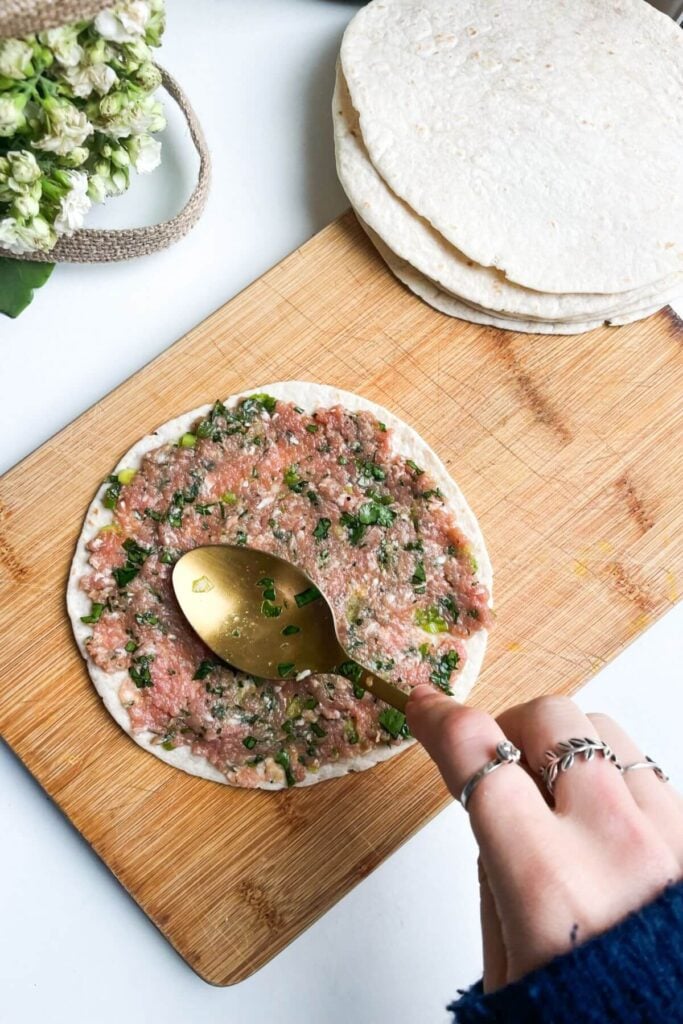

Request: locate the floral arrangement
(0, 0), (166, 258)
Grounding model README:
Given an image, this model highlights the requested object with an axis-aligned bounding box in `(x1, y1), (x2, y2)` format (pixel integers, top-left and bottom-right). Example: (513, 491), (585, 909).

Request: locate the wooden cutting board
(1, 212), (682, 985)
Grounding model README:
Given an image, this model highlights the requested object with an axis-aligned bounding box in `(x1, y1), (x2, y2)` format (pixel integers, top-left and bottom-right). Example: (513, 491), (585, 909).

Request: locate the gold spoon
(172, 544), (408, 713)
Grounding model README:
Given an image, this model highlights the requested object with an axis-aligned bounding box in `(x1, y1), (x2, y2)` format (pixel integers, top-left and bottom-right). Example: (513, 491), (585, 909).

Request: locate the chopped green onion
(117, 467), (137, 485)
(294, 586), (321, 608)
(414, 606), (448, 634)
(277, 662), (296, 678)
(220, 491), (237, 505)
(193, 660), (216, 680)
(243, 736), (257, 750)
(281, 624), (301, 636)
(80, 602), (104, 625)
(274, 749), (295, 786)
(192, 575), (214, 593)
(313, 517), (331, 540)
(179, 433), (197, 448)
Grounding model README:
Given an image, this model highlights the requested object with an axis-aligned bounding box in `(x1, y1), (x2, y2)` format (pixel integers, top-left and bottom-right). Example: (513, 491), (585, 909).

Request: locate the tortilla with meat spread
(68, 383), (492, 789)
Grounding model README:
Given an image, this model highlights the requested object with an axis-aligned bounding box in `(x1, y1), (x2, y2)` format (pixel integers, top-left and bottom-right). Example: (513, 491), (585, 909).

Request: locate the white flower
(0, 39), (34, 80)
(97, 91), (165, 138)
(0, 215), (55, 255)
(13, 192), (40, 220)
(39, 27), (83, 68)
(127, 132), (161, 173)
(95, 2), (150, 43)
(54, 171), (92, 235)
(34, 99), (93, 156)
(7, 150), (41, 186)
(64, 62), (117, 98)
(0, 95), (27, 137)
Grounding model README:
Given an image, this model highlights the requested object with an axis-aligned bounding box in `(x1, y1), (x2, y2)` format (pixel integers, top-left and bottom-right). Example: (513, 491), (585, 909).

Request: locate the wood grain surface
(1, 212), (682, 985)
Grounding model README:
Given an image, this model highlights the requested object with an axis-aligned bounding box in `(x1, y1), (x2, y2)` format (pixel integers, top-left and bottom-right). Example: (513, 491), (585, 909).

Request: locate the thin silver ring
(622, 756), (669, 783)
(540, 737), (621, 795)
(460, 740), (521, 811)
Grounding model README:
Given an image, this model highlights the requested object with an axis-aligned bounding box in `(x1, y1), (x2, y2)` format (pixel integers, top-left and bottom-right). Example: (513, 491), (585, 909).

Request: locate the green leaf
(0, 258), (54, 319)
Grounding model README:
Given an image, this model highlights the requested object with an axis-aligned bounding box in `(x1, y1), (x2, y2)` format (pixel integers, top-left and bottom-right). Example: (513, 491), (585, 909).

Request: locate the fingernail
(408, 684), (437, 703)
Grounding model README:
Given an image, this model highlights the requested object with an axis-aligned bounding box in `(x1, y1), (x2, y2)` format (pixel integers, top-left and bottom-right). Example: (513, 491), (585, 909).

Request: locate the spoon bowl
(172, 545), (408, 712)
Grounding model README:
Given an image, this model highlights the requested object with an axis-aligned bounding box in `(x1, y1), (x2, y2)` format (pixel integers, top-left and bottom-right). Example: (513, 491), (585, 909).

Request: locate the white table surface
(1, 3), (681, 1021)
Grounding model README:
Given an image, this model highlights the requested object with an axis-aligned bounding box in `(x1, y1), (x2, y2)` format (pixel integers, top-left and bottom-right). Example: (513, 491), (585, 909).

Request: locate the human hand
(406, 689), (683, 992)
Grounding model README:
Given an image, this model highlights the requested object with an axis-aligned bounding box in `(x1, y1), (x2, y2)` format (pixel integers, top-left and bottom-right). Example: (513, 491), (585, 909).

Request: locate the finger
(406, 685), (552, 847)
(498, 695), (629, 820)
(478, 860), (508, 993)
(588, 713), (683, 863)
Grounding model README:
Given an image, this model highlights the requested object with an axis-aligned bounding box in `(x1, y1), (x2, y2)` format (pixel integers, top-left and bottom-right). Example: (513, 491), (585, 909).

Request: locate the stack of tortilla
(334, 0), (683, 334)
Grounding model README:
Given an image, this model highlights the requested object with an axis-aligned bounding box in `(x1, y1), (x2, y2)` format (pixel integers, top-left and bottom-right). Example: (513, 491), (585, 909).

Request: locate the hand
(406, 689), (683, 992)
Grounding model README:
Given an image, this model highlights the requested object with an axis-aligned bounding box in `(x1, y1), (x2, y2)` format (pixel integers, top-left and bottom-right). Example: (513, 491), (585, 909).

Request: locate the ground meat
(79, 394), (491, 787)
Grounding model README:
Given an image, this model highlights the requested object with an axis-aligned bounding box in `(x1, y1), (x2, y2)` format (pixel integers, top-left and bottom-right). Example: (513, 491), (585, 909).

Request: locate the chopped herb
(284, 465), (306, 492)
(211, 704), (227, 720)
(286, 697), (302, 718)
(356, 459), (386, 486)
(377, 421), (387, 432)
(192, 575), (214, 593)
(235, 530), (247, 545)
(340, 512), (367, 546)
(244, 393), (277, 415)
(406, 459), (424, 476)
(135, 611), (159, 626)
(295, 586), (321, 608)
(358, 500), (396, 527)
(80, 602), (104, 624)
(305, 423), (319, 433)
(179, 433), (196, 448)
(159, 548), (177, 565)
(468, 608), (480, 620)
(129, 654), (154, 688)
(421, 488), (444, 501)
(161, 739), (175, 751)
(379, 707), (409, 739)
(411, 559), (427, 591)
(242, 735), (257, 750)
(440, 595), (460, 622)
(124, 640), (138, 654)
(337, 456), (348, 465)
(306, 489), (319, 506)
(303, 697), (317, 710)
(195, 503), (214, 515)
(344, 718), (359, 744)
(103, 474), (121, 509)
(166, 504), (183, 528)
(261, 599), (282, 618)
(274, 749), (295, 786)
(193, 660), (216, 681)
(429, 650), (460, 694)
(415, 606), (448, 633)
(405, 540), (424, 552)
(144, 507), (163, 522)
(277, 662), (296, 678)
(470, 555), (479, 573)
(112, 538), (150, 588)
(282, 624), (301, 636)
(313, 517), (331, 540)
(310, 721), (327, 738)
(221, 491), (237, 505)
(257, 577), (276, 600)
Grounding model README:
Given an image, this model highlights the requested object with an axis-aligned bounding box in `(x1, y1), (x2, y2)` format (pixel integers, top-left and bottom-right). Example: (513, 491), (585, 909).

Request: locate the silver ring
(460, 740), (521, 811)
(540, 737), (621, 795)
(622, 756), (669, 783)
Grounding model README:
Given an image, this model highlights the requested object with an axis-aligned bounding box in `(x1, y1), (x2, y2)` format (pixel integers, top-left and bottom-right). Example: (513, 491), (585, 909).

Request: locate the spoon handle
(358, 668), (408, 713)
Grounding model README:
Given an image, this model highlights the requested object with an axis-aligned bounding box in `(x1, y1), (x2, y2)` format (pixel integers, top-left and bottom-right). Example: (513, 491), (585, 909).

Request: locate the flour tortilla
(360, 218), (665, 334)
(68, 383), (492, 789)
(334, 67), (683, 324)
(341, 0), (683, 294)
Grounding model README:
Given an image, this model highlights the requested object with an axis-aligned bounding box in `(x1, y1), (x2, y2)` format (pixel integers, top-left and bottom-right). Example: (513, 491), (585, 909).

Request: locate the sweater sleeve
(449, 880), (683, 1024)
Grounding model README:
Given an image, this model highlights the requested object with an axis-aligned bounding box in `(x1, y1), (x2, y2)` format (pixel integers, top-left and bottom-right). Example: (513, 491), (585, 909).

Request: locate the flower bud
(13, 192), (41, 219)
(133, 61), (161, 93)
(0, 39), (34, 80)
(0, 94), (27, 137)
(8, 150), (41, 186)
(59, 146), (90, 168)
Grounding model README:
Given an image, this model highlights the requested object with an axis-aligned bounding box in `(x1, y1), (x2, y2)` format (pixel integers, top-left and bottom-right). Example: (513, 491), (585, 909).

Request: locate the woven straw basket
(0, 0), (211, 262)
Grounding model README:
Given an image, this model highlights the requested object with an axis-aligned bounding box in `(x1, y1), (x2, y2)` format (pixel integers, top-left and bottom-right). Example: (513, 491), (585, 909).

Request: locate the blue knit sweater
(449, 881), (683, 1023)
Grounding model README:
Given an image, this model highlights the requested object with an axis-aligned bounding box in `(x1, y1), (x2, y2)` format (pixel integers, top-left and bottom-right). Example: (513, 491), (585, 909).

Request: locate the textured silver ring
(460, 740), (522, 811)
(540, 737), (621, 795)
(622, 756), (669, 783)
